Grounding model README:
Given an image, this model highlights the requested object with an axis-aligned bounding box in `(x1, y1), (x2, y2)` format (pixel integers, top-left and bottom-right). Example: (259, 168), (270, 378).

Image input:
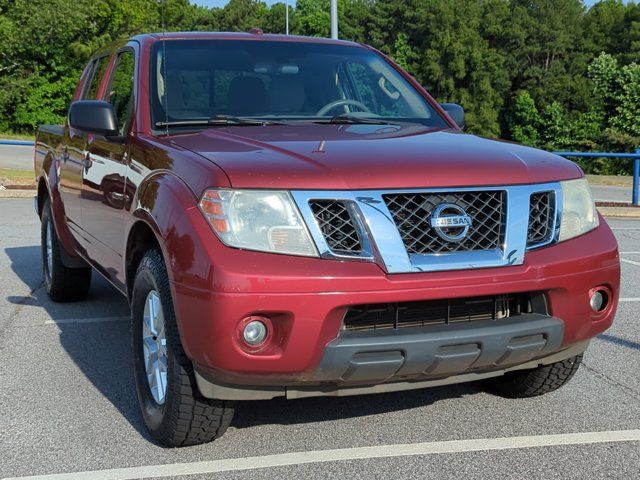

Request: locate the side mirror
(68, 100), (118, 137)
(440, 103), (465, 129)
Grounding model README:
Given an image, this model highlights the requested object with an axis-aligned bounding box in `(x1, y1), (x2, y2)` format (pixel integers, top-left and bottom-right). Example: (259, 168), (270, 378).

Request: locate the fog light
(590, 290), (608, 312)
(243, 320), (267, 346)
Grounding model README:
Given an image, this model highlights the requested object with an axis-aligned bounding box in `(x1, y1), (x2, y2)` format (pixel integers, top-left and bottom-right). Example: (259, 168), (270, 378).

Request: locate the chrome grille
(309, 200), (363, 254)
(527, 192), (555, 247)
(383, 191), (506, 254)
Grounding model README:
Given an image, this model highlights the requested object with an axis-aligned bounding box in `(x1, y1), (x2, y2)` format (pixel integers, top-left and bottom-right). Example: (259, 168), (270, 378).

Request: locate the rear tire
(131, 249), (234, 447)
(484, 355), (583, 398)
(41, 199), (92, 302)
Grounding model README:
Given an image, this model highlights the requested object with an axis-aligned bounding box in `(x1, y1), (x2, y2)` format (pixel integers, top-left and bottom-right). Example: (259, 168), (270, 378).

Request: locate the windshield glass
(150, 39), (448, 128)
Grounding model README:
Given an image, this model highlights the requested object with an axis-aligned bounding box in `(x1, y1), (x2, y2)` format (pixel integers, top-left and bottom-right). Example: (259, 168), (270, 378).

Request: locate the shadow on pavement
(235, 382), (478, 430)
(4, 245), (151, 441)
(5, 244), (478, 442)
(598, 333), (640, 351)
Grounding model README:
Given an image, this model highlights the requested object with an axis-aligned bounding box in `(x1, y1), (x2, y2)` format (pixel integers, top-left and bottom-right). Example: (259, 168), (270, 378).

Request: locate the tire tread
(486, 355), (583, 398)
(42, 200), (91, 302)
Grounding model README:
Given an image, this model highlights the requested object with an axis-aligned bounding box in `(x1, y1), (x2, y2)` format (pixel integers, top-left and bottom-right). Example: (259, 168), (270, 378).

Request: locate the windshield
(150, 39), (448, 128)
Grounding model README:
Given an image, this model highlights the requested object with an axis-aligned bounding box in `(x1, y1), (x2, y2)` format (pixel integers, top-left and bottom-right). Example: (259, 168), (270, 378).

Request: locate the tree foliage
(0, 0), (639, 172)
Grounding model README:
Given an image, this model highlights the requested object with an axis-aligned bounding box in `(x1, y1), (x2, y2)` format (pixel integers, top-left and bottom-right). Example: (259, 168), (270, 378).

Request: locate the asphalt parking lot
(1, 197), (639, 480)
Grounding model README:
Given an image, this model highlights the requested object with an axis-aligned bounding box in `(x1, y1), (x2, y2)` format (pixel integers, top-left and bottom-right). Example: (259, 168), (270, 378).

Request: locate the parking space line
(6, 430), (640, 480)
(43, 316), (129, 325)
(620, 258), (640, 267)
(619, 298), (640, 302)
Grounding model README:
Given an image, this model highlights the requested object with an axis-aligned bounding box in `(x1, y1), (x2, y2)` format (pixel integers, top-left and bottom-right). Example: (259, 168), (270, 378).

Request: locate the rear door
(81, 48), (135, 285)
(59, 56), (110, 240)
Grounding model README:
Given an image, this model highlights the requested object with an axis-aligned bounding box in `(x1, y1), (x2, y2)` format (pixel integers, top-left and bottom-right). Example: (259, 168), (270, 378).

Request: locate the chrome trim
(292, 182), (562, 274)
(526, 189), (562, 251)
(294, 194), (376, 262)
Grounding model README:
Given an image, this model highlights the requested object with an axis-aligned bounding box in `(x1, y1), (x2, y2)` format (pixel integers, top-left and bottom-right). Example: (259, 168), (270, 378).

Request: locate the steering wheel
(316, 99), (371, 116)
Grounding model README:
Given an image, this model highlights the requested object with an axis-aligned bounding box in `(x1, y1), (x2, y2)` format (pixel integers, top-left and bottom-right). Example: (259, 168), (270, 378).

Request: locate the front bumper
(311, 314), (564, 384)
(169, 217), (619, 399)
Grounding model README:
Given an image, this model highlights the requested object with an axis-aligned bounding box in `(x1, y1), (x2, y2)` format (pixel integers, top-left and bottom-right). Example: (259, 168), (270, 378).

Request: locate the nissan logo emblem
(429, 203), (472, 242)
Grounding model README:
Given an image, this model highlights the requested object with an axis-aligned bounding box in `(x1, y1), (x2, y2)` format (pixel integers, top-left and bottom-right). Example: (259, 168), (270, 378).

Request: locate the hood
(169, 124), (582, 190)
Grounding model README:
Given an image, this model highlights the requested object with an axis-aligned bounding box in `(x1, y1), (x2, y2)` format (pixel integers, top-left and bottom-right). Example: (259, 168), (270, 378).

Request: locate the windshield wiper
(314, 114), (394, 125)
(155, 115), (285, 128)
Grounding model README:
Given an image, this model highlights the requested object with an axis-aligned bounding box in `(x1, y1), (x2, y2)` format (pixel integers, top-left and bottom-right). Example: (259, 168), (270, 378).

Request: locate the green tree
(508, 91), (541, 146)
(217, 0), (268, 31)
(296, 0), (331, 36)
(589, 52), (640, 137)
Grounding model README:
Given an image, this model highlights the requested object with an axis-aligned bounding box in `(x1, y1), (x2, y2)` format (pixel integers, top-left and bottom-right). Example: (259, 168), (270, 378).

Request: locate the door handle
(83, 153), (92, 169)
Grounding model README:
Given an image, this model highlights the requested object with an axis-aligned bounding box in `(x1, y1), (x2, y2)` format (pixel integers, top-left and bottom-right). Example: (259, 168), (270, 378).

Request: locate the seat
(268, 75), (306, 114)
(165, 73), (208, 120)
(227, 76), (267, 116)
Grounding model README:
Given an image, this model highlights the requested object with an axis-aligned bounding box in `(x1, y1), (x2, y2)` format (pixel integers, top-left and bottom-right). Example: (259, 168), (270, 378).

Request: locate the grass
(586, 174), (634, 187)
(0, 131), (35, 141)
(0, 168), (35, 188)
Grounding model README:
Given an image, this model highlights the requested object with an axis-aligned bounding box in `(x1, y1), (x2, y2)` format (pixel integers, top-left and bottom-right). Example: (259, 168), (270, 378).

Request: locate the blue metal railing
(0, 139), (34, 146)
(553, 149), (640, 206)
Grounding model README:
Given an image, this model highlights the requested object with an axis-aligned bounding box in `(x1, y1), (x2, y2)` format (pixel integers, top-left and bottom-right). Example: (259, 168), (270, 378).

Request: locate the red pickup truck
(35, 32), (620, 447)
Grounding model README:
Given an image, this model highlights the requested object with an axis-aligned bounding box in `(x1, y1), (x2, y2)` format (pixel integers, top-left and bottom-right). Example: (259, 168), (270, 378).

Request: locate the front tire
(484, 355), (583, 398)
(41, 199), (92, 302)
(131, 249), (234, 447)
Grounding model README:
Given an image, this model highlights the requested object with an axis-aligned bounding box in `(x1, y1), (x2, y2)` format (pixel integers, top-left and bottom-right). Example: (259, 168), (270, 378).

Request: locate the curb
(597, 206), (640, 218)
(0, 139), (34, 146)
(0, 189), (36, 198)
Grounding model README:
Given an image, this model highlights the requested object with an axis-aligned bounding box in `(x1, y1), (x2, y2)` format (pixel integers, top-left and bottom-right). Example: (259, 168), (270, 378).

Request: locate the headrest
(228, 76), (267, 115)
(268, 75), (306, 114)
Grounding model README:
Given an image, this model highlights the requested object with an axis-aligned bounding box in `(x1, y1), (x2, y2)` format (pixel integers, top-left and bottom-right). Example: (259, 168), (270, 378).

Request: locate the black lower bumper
(311, 314), (563, 384)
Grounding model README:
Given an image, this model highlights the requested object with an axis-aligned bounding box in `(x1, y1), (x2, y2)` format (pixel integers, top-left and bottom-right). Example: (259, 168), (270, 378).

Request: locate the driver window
(106, 50), (135, 136)
(84, 56), (111, 100)
(340, 62), (378, 111)
(340, 60), (430, 118)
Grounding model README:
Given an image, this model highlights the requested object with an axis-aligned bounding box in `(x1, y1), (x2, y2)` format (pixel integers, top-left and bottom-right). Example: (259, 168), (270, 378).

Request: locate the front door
(81, 49), (135, 287)
(59, 56), (111, 242)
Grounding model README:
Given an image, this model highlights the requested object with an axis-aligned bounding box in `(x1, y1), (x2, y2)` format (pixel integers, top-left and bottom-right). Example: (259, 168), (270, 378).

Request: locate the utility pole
(285, 0), (289, 35)
(330, 0), (338, 39)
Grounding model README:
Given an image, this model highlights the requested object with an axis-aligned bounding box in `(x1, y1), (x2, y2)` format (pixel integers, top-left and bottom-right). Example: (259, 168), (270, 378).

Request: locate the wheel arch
(125, 170), (199, 298)
(36, 149), (55, 218)
(125, 171), (213, 362)
(125, 219), (162, 300)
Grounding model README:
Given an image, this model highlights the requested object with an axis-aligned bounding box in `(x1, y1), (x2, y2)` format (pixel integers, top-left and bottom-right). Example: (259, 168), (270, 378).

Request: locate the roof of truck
(131, 31), (362, 48)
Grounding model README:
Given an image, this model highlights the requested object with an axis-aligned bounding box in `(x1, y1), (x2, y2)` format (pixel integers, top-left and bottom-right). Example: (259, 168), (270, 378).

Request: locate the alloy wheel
(142, 290), (168, 404)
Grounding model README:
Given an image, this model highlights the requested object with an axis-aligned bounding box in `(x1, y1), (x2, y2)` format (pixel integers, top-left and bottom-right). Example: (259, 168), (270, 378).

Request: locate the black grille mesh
(343, 293), (543, 331)
(309, 200), (363, 254)
(527, 192), (556, 247)
(383, 191), (506, 254)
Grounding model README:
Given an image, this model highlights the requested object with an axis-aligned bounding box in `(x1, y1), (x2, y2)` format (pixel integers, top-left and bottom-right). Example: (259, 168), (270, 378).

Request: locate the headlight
(198, 189), (318, 257)
(559, 178), (599, 242)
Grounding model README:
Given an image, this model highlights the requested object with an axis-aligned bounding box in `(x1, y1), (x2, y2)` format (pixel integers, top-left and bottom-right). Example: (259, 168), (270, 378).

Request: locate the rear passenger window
(106, 50), (135, 135)
(84, 56), (111, 99)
